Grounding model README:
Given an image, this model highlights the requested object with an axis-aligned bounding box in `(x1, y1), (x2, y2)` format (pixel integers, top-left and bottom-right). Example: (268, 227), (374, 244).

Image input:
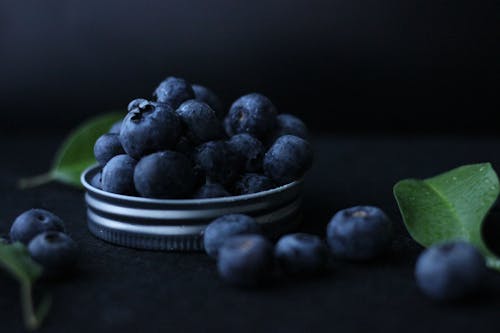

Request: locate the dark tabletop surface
(1, 133), (500, 333)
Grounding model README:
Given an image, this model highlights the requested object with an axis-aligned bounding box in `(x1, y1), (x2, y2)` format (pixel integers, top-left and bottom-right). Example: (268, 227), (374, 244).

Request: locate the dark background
(0, 0), (498, 135)
(2, 2), (500, 332)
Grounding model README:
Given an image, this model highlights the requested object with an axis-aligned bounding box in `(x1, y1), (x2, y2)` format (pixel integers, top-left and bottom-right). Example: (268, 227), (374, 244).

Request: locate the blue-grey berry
(227, 93), (277, 140)
(227, 134), (265, 173)
(326, 206), (392, 260)
(203, 214), (262, 258)
(153, 77), (195, 109)
(120, 101), (182, 159)
(102, 154), (137, 195)
(94, 133), (125, 166)
(192, 84), (224, 119)
(263, 135), (313, 185)
(275, 233), (328, 276)
(194, 183), (230, 199)
(415, 242), (486, 301)
(90, 171), (102, 189)
(176, 100), (225, 144)
(217, 234), (274, 287)
(28, 231), (78, 274)
(271, 114), (308, 141)
(194, 141), (242, 186)
(134, 151), (196, 199)
(10, 209), (65, 244)
(234, 174), (275, 195)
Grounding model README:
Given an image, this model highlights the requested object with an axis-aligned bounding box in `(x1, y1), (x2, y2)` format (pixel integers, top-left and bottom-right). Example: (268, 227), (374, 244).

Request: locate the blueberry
(120, 101), (182, 159)
(102, 154), (137, 195)
(127, 98), (149, 111)
(93, 133), (125, 166)
(134, 151), (196, 198)
(227, 134), (265, 172)
(176, 100), (225, 144)
(203, 214), (262, 258)
(275, 233), (328, 276)
(194, 141), (242, 186)
(194, 183), (230, 199)
(10, 209), (65, 244)
(109, 120), (123, 134)
(263, 135), (313, 185)
(234, 174), (275, 195)
(217, 234), (274, 287)
(90, 171), (102, 189)
(192, 84), (224, 118)
(415, 242), (486, 301)
(28, 231), (78, 273)
(326, 206), (392, 260)
(153, 77), (195, 109)
(227, 93), (277, 139)
(271, 114), (308, 141)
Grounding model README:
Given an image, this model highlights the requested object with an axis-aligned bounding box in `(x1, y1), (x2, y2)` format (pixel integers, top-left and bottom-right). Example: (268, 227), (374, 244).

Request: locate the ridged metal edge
(88, 218), (204, 251)
(86, 209), (303, 251)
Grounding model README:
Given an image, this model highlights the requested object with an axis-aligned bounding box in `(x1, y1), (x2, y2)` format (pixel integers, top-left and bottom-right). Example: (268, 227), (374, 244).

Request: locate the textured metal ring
(81, 166), (304, 251)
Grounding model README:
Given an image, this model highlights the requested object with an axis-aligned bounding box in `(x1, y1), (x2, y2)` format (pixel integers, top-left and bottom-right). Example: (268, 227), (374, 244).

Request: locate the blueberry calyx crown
(43, 232), (61, 243)
(130, 103), (155, 122)
(351, 210), (369, 218)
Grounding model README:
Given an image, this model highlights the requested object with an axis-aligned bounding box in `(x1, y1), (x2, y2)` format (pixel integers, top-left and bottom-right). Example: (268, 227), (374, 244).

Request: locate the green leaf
(0, 242), (42, 283)
(394, 163), (500, 270)
(0, 242), (50, 330)
(19, 112), (125, 189)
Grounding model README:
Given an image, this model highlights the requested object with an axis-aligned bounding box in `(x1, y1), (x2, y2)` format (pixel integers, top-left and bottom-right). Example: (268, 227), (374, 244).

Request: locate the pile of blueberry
(204, 206), (487, 302)
(4, 209), (78, 275)
(92, 76), (313, 199)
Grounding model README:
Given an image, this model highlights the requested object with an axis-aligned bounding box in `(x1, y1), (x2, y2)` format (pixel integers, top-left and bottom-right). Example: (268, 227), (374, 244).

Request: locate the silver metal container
(81, 166), (303, 251)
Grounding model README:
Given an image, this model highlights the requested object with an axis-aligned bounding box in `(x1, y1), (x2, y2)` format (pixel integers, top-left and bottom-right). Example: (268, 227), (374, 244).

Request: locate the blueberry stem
(18, 172), (55, 190)
(20, 282), (51, 331)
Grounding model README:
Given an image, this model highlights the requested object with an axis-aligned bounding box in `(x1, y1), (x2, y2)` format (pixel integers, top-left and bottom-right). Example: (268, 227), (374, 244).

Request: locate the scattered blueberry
(28, 231), (78, 274)
(134, 151), (196, 198)
(415, 241), (486, 301)
(127, 98), (149, 111)
(234, 174), (275, 195)
(263, 135), (313, 185)
(90, 171), (102, 189)
(275, 233), (328, 276)
(176, 100), (225, 144)
(194, 183), (230, 199)
(153, 76), (195, 109)
(109, 120), (123, 134)
(326, 206), (392, 260)
(203, 214), (262, 258)
(93, 133), (125, 166)
(227, 134), (265, 172)
(217, 234), (274, 287)
(10, 209), (65, 244)
(194, 141), (242, 186)
(101, 154), (137, 195)
(192, 84), (224, 118)
(227, 93), (277, 140)
(271, 114), (308, 141)
(120, 101), (182, 159)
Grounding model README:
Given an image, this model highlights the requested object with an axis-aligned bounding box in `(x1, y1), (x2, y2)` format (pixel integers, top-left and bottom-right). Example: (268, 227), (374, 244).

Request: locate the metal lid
(81, 166), (303, 251)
